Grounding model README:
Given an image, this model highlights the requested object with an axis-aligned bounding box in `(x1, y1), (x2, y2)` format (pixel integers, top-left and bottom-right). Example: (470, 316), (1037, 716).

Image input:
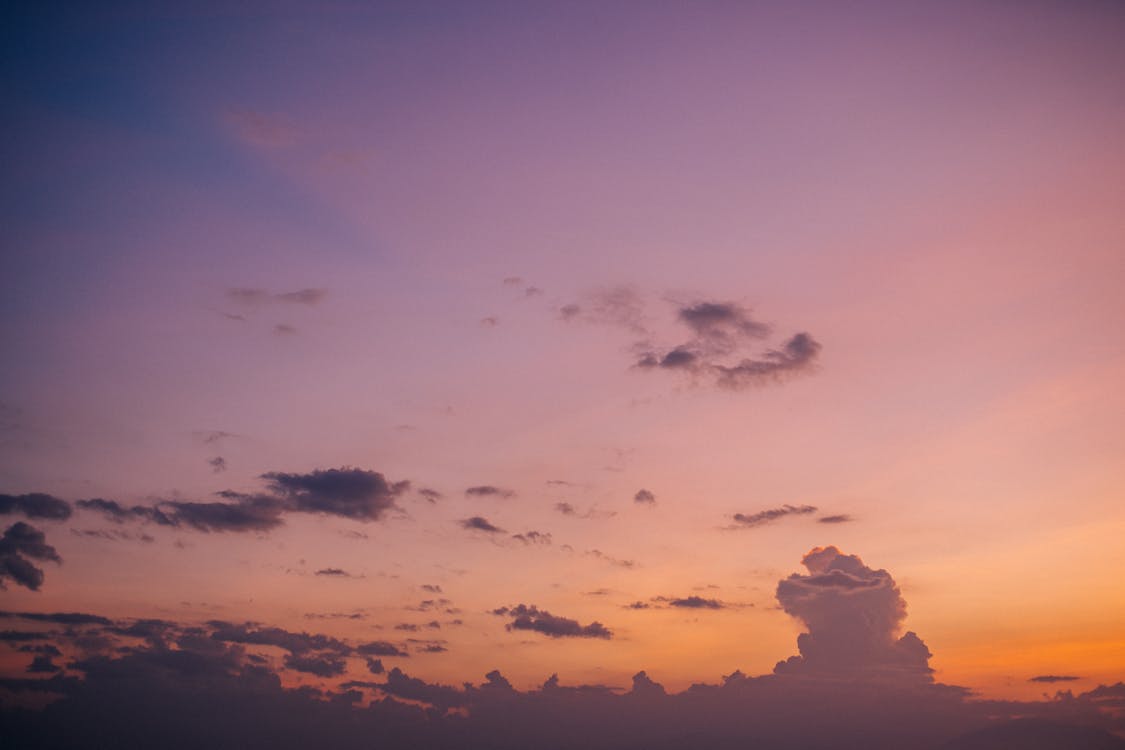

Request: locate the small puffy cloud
(208, 456), (228, 473)
(493, 604), (612, 639)
(464, 485), (516, 499)
(0, 522), (62, 591)
(460, 516), (505, 534)
(365, 658), (384, 674)
(731, 504), (817, 529)
(0, 493), (72, 521)
(417, 488), (443, 503)
(634, 489), (656, 505)
(555, 502), (576, 516)
(774, 546), (933, 682)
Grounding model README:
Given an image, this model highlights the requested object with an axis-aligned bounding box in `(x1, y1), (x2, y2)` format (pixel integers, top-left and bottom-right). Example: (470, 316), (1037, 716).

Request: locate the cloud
(1031, 675), (1082, 683)
(0, 522), (61, 590)
(0, 611), (112, 626)
(712, 332), (822, 389)
(560, 286), (648, 333)
(365, 658), (384, 674)
(479, 316), (499, 327)
(0, 493), (72, 520)
(464, 486), (516, 499)
(283, 652), (347, 677)
(586, 549), (635, 568)
(26, 654), (62, 673)
(493, 604), (612, 639)
(420, 584), (443, 594)
(555, 502), (577, 516)
(460, 516), (505, 534)
(382, 667), (465, 709)
(730, 504), (818, 529)
(658, 596), (726, 610)
(417, 488), (444, 503)
(818, 514), (853, 524)
(634, 489), (656, 505)
(502, 276), (523, 286)
(622, 298), (820, 391)
(77, 467), (413, 534)
(511, 530), (552, 545)
(314, 568), (354, 578)
(774, 546), (933, 681)
(208, 622), (350, 655)
(208, 456), (228, 473)
(227, 287), (327, 306)
(356, 641), (408, 657)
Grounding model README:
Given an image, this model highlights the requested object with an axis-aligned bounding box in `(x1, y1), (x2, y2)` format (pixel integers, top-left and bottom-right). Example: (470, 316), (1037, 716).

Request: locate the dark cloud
(0, 493), (72, 520)
(314, 568), (353, 577)
(196, 430), (236, 445)
(0, 611), (112, 626)
(227, 287), (327, 306)
(511, 530), (552, 545)
(660, 596), (726, 610)
(494, 604), (612, 639)
(283, 652), (347, 677)
(208, 456), (228, 473)
(502, 276), (523, 286)
(731, 504), (818, 529)
(26, 654), (62, 673)
(383, 666), (465, 709)
(77, 467), (413, 534)
(774, 546), (933, 681)
(634, 489), (656, 505)
(628, 299), (820, 390)
(460, 516), (505, 534)
(555, 502), (577, 516)
(262, 467), (409, 521)
(464, 485), (516, 499)
(71, 528), (155, 543)
(0, 522), (61, 590)
(818, 514), (853, 524)
(420, 584), (443, 594)
(417, 488), (443, 503)
(365, 658), (384, 674)
(0, 630), (52, 641)
(355, 640), (408, 657)
(209, 622), (350, 655)
(1031, 675), (1083, 683)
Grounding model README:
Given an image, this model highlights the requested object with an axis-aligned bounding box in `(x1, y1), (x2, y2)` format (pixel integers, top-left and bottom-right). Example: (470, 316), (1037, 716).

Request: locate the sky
(2, 1), (1125, 746)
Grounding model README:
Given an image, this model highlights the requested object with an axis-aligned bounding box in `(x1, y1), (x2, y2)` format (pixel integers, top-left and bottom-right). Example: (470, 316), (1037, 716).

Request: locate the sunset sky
(2, 1), (1125, 736)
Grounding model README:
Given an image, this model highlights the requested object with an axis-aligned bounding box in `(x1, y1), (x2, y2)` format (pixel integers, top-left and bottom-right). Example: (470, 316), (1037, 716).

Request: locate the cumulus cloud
(261, 467), (408, 521)
(283, 652), (347, 677)
(0, 493), (72, 520)
(634, 489), (656, 505)
(460, 516), (505, 534)
(493, 604), (612, 639)
(730, 504), (817, 529)
(464, 486), (516, 499)
(774, 546), (933, 681)
(0, 522), (62, 590)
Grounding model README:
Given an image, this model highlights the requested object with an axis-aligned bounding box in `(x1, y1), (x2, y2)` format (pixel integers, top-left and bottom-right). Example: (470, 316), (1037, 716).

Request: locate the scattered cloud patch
(464, 485), (516, 499)
(634, 489), (656, 505)
(460, 516), (505, 534)
(493, 604), (612, 639)
(1030, 675), (1082, 683)
(0, 493), (72, 521)
(818, 514), (853, 524)
(730, 504), (818, 529)
(0, 522), (61, 591)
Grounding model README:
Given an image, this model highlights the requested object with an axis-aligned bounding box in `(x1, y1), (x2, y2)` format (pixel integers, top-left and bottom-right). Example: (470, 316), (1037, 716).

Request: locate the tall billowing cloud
(774, 546), (933, 682)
